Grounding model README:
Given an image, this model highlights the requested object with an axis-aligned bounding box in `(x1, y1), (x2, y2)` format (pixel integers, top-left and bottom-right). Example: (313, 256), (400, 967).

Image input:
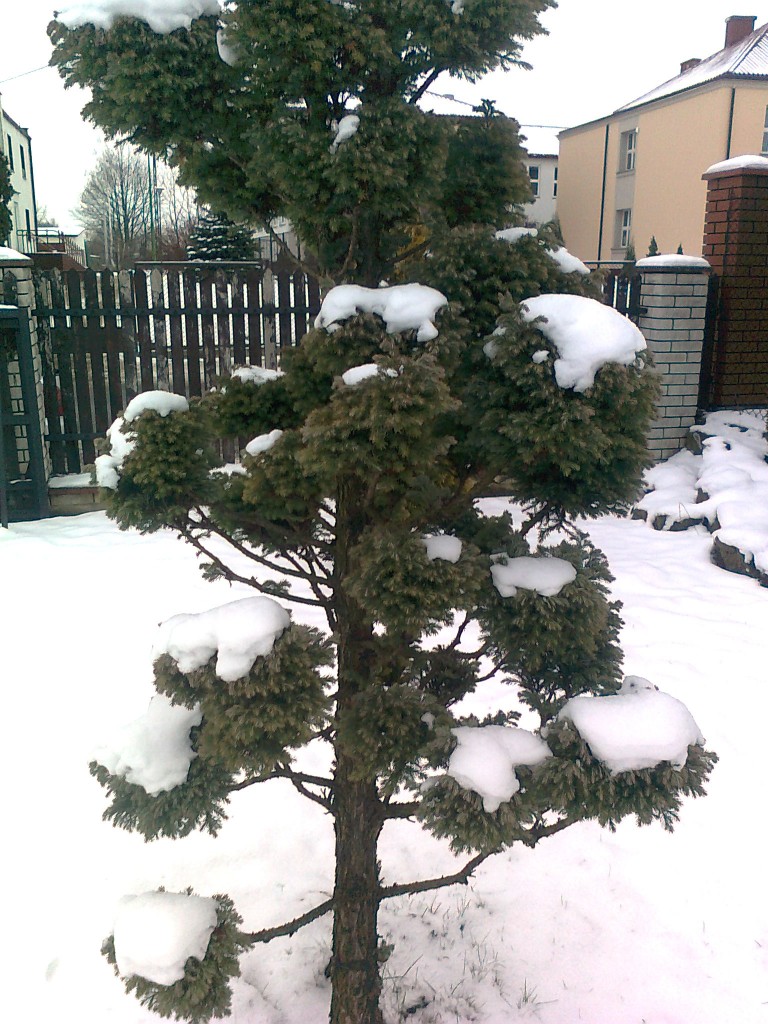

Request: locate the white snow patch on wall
(520, 294), (646, 392)
(636, 254), (711, 269)
(124, 390), (189, 422)
(315, 283), (448, 342)
(447, 725), (551, 812)
(491, 555), (576, 597)
(113, 891), (218, 985)
(558, 689), (705, 774)
(58, 0), (220, 32)
(153, 596), (290, 681)
(93, 694), (202, 795)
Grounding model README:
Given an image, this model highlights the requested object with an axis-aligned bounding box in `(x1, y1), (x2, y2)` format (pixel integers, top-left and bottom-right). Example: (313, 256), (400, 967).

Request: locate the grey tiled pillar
(0, 250), (52, 481)
(635, 256), (711, 461)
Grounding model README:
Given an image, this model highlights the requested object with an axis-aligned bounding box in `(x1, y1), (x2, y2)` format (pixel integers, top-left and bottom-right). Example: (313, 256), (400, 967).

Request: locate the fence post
(0, 248), (52, 487)
(701, 156), (768, 406)
(634, 254), (712, 461)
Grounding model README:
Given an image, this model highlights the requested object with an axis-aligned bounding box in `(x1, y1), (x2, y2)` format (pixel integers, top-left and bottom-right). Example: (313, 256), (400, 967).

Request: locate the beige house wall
(558, 80), (768, 264)
(729, 80), (768, 155)
(557, 121), (607, 261)
(632, 86), (733, 258)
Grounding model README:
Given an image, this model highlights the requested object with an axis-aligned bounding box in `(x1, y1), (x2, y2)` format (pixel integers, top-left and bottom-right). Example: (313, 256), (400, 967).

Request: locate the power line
(0, 64), (53, 86)
(425, 91), (566, 128)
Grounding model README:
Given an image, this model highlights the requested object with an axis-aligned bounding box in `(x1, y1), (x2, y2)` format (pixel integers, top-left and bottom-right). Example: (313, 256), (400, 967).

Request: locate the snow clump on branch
(520, 293), (647, 393)
(315, 283), (448, 342)
(113, 891), (218, 985)
(447, 725), (552, 812)
(490, 555), (577, 597)
(58, 0), (220, 32)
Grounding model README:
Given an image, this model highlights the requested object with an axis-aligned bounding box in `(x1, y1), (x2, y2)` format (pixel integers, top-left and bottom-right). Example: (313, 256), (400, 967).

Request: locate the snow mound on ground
(315, 283), (448, 342)
(520, 294), (646, 392)
(491, 555), (577, 597)
(636, 410), (768, 575)
(153, 596), (291, 681)
(124, 391), (189, 422)
(447, 725), (552, 812)
(113, 891), (218, 985)
(58, 0), (220, 33)
(93, 694), (201, 795)
(422, 534), (462, 563)
(558, 689), (705, 774)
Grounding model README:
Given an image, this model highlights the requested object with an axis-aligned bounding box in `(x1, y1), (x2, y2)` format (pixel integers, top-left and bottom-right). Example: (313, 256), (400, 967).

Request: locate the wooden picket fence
(32, 257), (321, 474)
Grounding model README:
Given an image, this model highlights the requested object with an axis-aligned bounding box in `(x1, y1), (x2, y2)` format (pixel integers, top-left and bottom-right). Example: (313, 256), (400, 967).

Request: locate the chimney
(680, 58), (702, 74)
(725, 15), (757, 49)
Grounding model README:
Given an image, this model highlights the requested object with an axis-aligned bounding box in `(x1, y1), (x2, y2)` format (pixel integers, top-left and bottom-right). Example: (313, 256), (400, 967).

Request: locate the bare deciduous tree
(74, 144), (200, 268)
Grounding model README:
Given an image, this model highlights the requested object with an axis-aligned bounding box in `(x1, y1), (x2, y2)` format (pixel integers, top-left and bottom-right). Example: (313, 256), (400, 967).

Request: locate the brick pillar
(702, 157), (768, 406)
(0, 250), (52, 482)
(635, 255), (712, 461)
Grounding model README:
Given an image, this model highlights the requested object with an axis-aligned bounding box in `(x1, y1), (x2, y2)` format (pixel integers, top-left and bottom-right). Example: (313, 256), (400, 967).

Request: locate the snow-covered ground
(3, 503), (767, 1023)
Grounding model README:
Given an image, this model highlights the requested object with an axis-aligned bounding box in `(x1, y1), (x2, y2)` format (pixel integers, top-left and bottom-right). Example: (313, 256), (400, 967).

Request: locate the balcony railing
(15, 229), (87, 268)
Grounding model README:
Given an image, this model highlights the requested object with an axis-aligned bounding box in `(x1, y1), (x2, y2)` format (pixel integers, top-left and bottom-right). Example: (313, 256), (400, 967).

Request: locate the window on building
(19, 145), (26, 179)
(528, 165), (540, 197)
(553, 166), (558, 197)
(616, 208), (632, 249)
(620, 130), (637, 172)
(6, 135), (13, 171)
(25, 209), (32, 244)
(762, 106), (768, 154)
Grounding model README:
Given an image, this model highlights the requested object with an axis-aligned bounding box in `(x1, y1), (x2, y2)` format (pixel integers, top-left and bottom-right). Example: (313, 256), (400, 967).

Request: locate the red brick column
(702, 158), (768, 407)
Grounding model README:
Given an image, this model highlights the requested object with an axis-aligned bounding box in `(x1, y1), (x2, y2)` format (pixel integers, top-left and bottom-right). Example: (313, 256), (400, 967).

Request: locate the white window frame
(528, 164), (540, 197)
(762, 106), (768, 154)
(616, 208), (632, 249)
(620, 130), (637, 173)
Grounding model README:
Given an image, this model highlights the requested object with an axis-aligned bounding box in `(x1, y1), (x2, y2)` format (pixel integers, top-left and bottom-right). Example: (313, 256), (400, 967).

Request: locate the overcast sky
(0, 0), (759, 228)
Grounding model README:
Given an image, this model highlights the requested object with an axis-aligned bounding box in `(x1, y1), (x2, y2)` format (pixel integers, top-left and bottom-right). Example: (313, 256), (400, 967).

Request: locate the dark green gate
(0, 306), (49, 527)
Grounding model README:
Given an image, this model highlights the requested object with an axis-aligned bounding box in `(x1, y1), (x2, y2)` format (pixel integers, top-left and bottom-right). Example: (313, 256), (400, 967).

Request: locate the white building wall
(521, 154), (558, 226)
(0, 103), (37, 250)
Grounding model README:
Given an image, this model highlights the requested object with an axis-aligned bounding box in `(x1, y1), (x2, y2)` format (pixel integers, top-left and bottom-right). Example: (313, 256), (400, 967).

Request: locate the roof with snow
(615, 19), (768, 113)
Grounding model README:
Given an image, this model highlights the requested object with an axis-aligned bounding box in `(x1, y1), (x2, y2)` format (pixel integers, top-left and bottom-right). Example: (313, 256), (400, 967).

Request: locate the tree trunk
(330, 483), (385, 1023)
(329, 755), (384, 1024)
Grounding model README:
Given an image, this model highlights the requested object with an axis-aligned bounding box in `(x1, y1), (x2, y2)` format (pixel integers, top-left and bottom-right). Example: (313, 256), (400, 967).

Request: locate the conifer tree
(647, 235), (659, 257)
(0, 153), (14, 246)
(186, 209), (257, 261)
(50, 4), (716, 1022)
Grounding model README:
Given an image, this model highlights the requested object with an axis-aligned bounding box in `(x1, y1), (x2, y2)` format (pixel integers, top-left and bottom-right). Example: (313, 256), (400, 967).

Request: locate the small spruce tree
(0, 153), (15, 246)
(186, 208), (257, 261)
(677, 242), (685, 254)
(50, 4), (716, 1022)
(647, 235), (659, 257)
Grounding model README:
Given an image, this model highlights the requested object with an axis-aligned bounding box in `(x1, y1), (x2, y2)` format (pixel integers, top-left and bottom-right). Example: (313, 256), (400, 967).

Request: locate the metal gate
(0, 306), (49, 526)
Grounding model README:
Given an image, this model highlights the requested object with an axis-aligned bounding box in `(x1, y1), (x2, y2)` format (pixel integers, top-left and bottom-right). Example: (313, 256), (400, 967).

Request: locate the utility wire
(0, 64), (53, 85)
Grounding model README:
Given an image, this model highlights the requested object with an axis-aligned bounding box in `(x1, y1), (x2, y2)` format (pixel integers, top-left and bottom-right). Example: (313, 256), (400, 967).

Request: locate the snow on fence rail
(31, 258), (321, 474)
